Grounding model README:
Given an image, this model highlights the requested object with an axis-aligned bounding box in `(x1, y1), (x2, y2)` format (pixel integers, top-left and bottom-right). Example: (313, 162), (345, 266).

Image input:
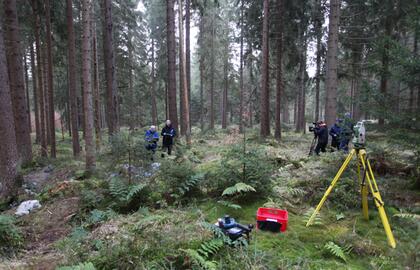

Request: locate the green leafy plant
(57, 262), (96, 270)
(172, 173), (205, 199)
(182, 248), (218, 270)
(0, 214), (23, 256)
(303, 208), (323, 226)
(217, 200), (242, 209)
(222, 182), (256, 196)
(323, 241), (352, 262)
(108, 176), (146, 210)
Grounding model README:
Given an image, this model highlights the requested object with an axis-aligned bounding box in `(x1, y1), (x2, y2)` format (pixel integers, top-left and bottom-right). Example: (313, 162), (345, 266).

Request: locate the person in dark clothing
(314, 121), (328, 155)
(161, 120), (176, 157)
(329, 119), (342, 151)
(339, 112), (355, 152)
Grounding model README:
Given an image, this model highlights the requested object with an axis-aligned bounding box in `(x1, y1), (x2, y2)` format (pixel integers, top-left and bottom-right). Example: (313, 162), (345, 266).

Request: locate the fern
(57, 262), (96, 270)
(200, 222), (232, 245)
(222, 182), (256, 196)
(197, 239), (224, 258)
(303, 208), (323, 226)
(394, 212), (420, 220)
(172, 173), (204, 199)
(324, 241), (352, 262)
(109, 176), (145, 204)
(217, 200), (242, 209)
(182, 249), (218, 270)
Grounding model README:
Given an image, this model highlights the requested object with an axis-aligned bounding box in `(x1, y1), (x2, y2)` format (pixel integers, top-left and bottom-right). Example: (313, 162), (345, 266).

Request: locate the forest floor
(0, 126), (419, 270)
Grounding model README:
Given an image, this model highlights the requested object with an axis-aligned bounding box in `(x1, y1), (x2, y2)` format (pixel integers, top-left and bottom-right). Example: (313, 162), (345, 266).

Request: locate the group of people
(313, 113), (355, 155)
(144, 120), (176, 158)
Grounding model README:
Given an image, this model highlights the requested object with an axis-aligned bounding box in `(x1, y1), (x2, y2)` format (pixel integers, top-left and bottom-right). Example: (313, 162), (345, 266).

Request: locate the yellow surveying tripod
(305, 147), (397, 248)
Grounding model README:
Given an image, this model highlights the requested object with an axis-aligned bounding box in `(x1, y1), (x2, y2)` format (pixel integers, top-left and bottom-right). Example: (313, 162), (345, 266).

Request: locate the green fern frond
(109, 177), (128, 199)
(303, 208), (323, 226)
(394, 213), (420, 220)
(217, 200), (242, 209)
(181, 249), (218, 270)
(57, 262), (96, 270)
(200, 222), (232, 244)
(222, 182), (256, 196)
(324, 241), (348, 262)
(125, 183), (146, 202)
(197, 239), (224, 258)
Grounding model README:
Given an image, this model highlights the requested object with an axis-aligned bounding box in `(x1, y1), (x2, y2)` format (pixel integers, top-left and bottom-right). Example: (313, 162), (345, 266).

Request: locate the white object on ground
(15, 200), (42, 216)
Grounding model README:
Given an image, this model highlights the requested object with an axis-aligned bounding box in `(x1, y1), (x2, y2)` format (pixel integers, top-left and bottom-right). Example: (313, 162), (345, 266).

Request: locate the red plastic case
(256, 207), (288, 232)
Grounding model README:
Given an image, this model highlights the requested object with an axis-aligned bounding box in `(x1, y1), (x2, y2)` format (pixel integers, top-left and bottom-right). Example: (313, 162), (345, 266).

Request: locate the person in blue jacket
(145, 125), (159, 156)
(314, 121), (328, 155)
(329, 119), (342, 151)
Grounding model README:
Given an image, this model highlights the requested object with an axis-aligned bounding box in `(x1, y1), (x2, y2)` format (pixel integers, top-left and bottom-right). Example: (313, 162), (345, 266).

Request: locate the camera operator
(314, 121), (328, 155)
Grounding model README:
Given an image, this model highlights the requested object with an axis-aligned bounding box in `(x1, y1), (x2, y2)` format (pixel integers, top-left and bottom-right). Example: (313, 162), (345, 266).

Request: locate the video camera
(309, 122), (318, 133)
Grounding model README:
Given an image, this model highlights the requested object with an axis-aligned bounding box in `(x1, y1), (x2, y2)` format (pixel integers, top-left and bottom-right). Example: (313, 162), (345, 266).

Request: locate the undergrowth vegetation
(3, 128), (420, 269)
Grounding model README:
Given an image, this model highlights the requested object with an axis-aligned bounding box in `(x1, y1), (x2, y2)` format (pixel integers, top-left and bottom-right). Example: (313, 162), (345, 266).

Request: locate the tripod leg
(306, 149), (355, 226)
(358, 152), (369, 220)
(360, 153), (396, 248)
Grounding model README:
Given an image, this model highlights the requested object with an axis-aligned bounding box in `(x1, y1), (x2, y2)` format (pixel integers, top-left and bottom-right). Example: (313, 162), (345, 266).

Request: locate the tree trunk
(221, 53), (228, 129)
(166, 0), (179, 132)
(209, 16), (215, 130)
(92, 18), (101, 150)
(24, 53), (31, 133)
(82, 0), (95, 173)
(274, 0), (283, 140)
(239, 0), (244, 133)
(199, 15), (204, 131)
(30, 43), (41, 144)
(66, 0), (80, 156)
(32, 0), (47, 157)
(178, 1), (186, 136)
(185, 0), (191, 128)
(150, 38), (158, 125)
(103, 0), (119, 136)
(314, 0), (322, 122)
(45, 0), (56, 158)
(42, 44), (51, 146)
(4, 0), (32, 164)
(0, 25), (20, 203)
(409, 31), (417, 115)
(178, 0), (191, 145)
(128, 32), (135, 131)
(378, 18), (392, 127)
(260, 0), (270, 137)
(324, 0), (340, 128)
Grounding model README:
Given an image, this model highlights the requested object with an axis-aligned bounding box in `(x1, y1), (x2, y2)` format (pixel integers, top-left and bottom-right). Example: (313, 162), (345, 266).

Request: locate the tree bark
(186, 0), (191, 127)
(239, 0), (244, 133)
(4, 0), (32, 164)
(24, 53), (31, 133)
(32, 0), (47, 157)
(178, 1), (186, 136)
(314, 0), (322, 122)
(178, 0), (191, 145)
(92, 17), (101, 150)
(42, 44), (51, 146)
(324, 0), (340, 128)
(209, 16), (215, 130)
(166, 0), (179, 132)
(260, 0), (270, 137)
(66, 0), (80, 156)
(45, 0), (56, 158)
(0, 25), (20, 203)
(274, 0), (284, 140)
(378, 18), (392, 127)
(199, 15), (204, 131)
(82, 0), (95, 173)
(30, 43), (41, 144)
(221, 51), (228, 129)
(103, 0), (119, 136)
(150, 38), (158, 125)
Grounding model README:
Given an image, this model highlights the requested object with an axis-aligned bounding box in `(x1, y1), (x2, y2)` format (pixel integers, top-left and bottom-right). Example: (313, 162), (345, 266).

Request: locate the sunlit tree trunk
(45, 0), (56, 158)
(186, 0), (191, 129)
(82, 0), (95, 173)
(324, 0), (340, 128)
(30, 43), (41, 144)
(150, 38), (158, 125)
(166, 0), (179, 132)
(260, 0), (270, 137)
(178, 0), (186, 136)
(178, 0), (191, 145)
(103, 0), (119, 135)
(221, 53), (228, 129)
(4, 0), (32, 164)
(274, 0), (284, 140)
(92, 18), (101, 150)
(239, 0), (244, 133)
(24, 54), (31, 133)
(314, 0), (322, 122)
(209, 16), (215, 130)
